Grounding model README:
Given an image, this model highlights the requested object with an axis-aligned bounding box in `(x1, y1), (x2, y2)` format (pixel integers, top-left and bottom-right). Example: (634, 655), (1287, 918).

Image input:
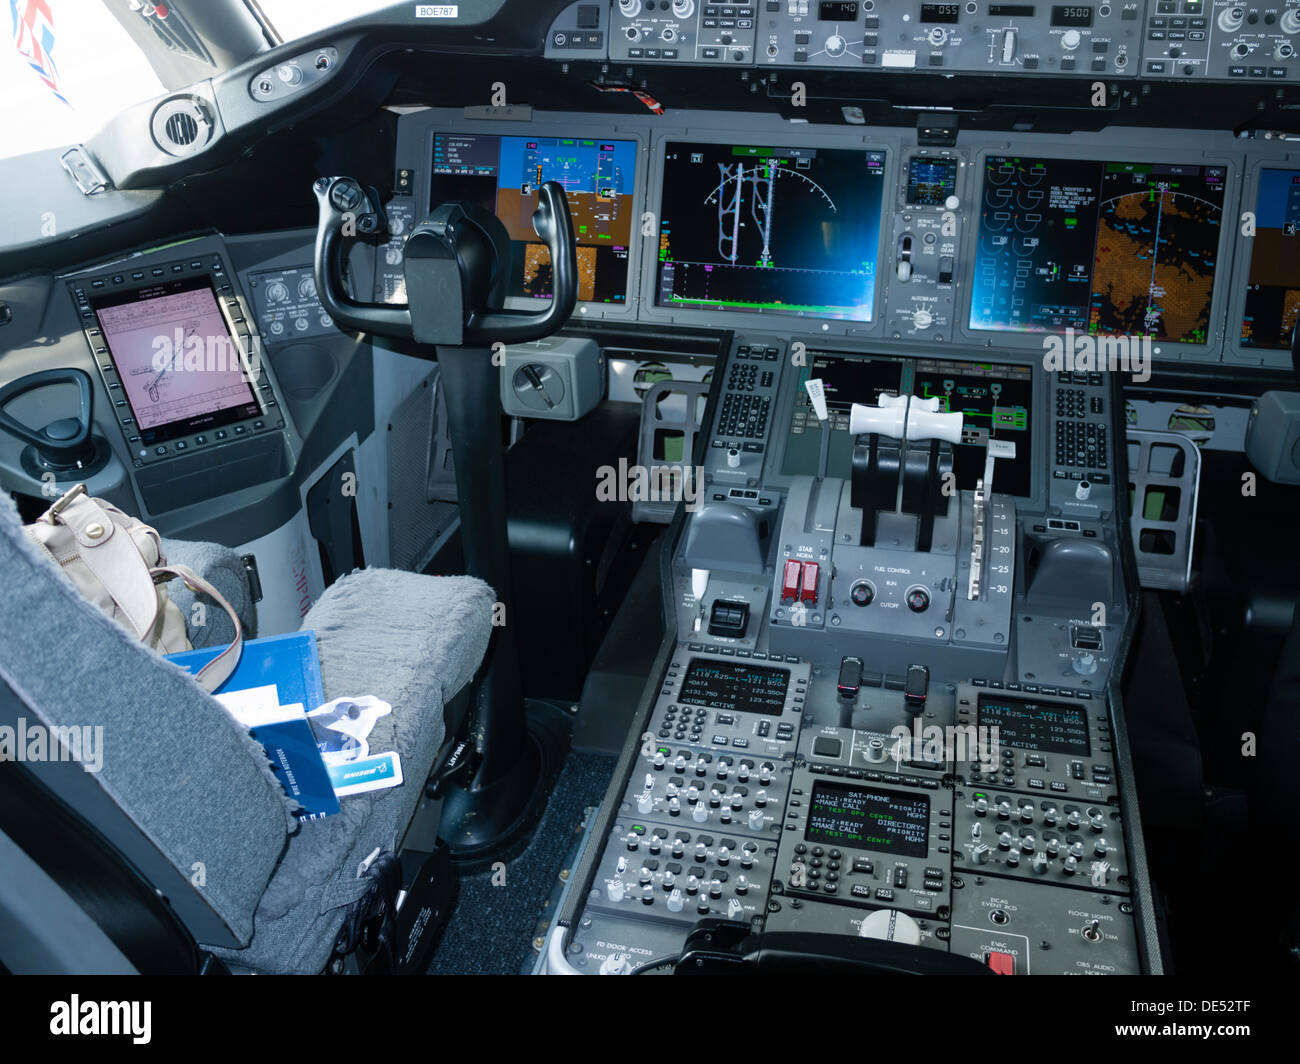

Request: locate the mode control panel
(757, 0), (1142, 75)
(1141, 0), (1300, 80)
(651, 645), (811, 757)
(609, 0), (758, 64)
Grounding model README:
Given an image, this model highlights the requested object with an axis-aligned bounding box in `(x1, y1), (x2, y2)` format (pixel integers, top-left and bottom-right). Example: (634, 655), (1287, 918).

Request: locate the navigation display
(430, 133), (637, 305)
(92, 277), (260, 445)
(970, 155), (1227, 343)
(1240, 168), (1300, 350)
(781, 352), (1034, 496)
(679, 659), (789, 716)
(806, 782), (929, 857)
(656, 142), (887, 321)
(977, 693), (1091, 756)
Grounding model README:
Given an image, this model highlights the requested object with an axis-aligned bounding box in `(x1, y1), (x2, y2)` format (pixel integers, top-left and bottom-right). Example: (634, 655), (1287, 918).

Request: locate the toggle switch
(781, 559), (802, 603)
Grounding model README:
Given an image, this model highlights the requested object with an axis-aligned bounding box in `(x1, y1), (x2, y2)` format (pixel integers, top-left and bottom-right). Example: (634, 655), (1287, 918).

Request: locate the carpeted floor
(427, 750), (615, 975)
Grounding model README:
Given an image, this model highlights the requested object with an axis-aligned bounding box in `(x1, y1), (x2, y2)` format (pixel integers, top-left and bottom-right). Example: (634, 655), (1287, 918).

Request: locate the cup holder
(270, 343), (337, 402)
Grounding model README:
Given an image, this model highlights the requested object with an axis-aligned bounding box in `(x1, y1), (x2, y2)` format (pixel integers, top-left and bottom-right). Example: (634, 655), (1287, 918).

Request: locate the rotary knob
(637, 792), (654, 815)
(825, 33), (846, 57)
(913, 309), (934, 330)
(972, 842), (991, 864)
(1031, 852), (1049, 874)
(748, 808), (765, 831)
(850, 580), (875, 606)
(1060, 28), (1081, 50)
(692, 803), (709, 823)
(667, 888), (685, 912)
(606, 878), (626, 902)
(673, 0), (695, 16)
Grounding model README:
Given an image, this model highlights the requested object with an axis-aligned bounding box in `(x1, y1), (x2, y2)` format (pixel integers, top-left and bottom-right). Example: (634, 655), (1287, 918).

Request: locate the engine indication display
(971, 155), (1226, 344)
(657, 142), (887, 322)
(977, 694), (1091, 756)
(806, 782), (930, 857)
(679, 659), (790, 716)
(1240, 168), (1300, 350)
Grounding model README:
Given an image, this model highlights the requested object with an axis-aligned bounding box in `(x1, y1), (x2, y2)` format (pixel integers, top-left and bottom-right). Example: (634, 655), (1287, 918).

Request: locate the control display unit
(656, 142), (887, 321)
(90, 277), (261, 445)
(806, 780), (930, 858)
(679, 659), (789, 716)
(971, 155), (1227, 343)
(1240, 167), (1300, 350)
(430, 133), (637, 305)
(977, 692), (1091, 756)
(781, 351), (1035, 496)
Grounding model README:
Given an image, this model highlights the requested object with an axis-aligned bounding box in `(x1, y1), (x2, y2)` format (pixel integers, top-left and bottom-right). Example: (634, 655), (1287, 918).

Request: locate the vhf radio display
(977, 694), (1091, 756)
(679, 659), (790, 716)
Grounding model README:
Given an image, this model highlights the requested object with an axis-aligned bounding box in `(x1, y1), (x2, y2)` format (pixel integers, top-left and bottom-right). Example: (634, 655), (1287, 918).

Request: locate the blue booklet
(168, 632), (339, 820)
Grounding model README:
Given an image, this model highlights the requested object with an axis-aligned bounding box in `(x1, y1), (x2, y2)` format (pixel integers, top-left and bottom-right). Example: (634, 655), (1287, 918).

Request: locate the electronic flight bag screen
(430, 133), (638, 305)
(970, 155), (1226, 344)
(656, 142), (887, 322)
(91, 277), (260, 445)
(679, 659), (789, 716)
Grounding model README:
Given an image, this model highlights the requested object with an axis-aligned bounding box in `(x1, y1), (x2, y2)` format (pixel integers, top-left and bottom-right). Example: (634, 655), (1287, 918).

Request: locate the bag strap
(154, 564), (245, 694)
(43, 488), (161, 642)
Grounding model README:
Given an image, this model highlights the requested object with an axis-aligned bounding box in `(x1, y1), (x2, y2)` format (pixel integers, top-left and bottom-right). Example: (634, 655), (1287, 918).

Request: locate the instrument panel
(393, 109), (1300, 369)
(545, 0), (1300, 85)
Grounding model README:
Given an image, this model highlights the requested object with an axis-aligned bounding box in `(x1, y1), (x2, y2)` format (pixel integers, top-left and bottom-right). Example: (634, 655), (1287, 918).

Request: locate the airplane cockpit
(1, 0), (1298, 1008)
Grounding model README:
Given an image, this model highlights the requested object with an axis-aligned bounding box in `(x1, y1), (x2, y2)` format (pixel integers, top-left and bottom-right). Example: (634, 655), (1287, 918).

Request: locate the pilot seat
(0, 490), (494, 974)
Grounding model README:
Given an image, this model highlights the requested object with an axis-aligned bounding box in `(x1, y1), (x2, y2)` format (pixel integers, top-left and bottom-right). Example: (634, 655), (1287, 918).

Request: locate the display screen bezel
(957, 144), (1236, 363)
(90, 276), (262, 445)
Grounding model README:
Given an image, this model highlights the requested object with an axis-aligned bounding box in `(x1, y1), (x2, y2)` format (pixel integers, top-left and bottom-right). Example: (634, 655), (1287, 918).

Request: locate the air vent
(151, 96), (213, 157)
(164, 111), (199, 146)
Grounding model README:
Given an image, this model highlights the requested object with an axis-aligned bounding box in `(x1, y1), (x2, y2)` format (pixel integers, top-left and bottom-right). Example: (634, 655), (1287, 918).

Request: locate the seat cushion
(204, 568), (494, 973)
(160, 537), (257, 648)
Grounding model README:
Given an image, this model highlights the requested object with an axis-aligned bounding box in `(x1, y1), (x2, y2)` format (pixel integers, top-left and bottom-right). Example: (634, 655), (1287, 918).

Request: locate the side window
(0, 1), (164, 160)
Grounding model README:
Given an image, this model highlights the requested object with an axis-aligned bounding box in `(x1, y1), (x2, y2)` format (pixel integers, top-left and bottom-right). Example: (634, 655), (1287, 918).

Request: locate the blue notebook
(168, 632), (339, 820)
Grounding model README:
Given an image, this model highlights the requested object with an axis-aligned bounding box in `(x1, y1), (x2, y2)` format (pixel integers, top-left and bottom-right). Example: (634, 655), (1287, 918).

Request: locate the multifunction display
(430, 133), (637, 305)
(1240, 168), (1300, 350)
(907, 156), (958, 207)
(91, 277), (260, 445)
(977, 693), (1091, 756)
(782, 351), (1034, 495)
(806, 782), (929, 857)
(678, 659), (789, 716)
(657, 142), (887, 322)
(971, 155), (1226, 343)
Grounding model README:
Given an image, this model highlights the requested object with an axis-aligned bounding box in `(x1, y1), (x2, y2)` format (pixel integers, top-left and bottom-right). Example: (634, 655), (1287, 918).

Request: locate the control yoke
(310, 175), (580, 860)
(312, 176), (577, 347)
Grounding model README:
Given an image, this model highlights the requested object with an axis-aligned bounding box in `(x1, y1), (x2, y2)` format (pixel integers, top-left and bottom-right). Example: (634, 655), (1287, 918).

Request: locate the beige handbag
(23, 483), (243, 693)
